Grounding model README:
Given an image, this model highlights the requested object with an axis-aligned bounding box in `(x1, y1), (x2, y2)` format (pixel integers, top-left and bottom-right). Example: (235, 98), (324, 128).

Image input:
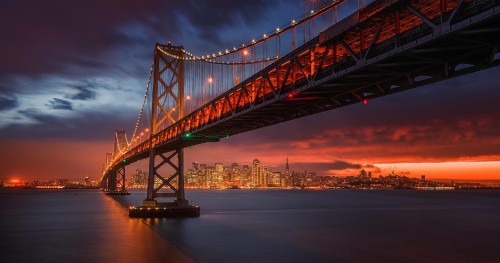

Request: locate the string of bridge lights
(129, 62), (154, 148)
(115, 132), (129, 155)
(157, 0), (342, 63)
(156, 47), (279, 65)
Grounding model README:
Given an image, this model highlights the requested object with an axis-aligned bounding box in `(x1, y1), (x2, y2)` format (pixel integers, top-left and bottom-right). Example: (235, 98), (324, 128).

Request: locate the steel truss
(116, 166), (126, 192)
(145, 148), (187, 206)
(152, 43), (184, 134)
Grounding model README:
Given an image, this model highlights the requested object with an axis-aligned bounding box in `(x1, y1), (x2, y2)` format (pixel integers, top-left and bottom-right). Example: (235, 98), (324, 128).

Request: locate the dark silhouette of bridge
(100, 0), (500, 217)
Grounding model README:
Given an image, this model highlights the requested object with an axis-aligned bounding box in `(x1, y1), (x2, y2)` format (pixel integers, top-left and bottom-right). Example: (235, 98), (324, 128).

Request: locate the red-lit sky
(1, 0), (499, 181)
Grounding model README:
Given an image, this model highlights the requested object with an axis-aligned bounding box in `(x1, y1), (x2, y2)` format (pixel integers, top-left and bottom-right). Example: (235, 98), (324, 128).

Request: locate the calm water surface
(1, 189), (500, 262)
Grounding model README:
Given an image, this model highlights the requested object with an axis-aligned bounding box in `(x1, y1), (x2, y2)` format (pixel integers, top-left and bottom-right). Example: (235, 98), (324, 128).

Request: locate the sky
(1, 0), (499, 181)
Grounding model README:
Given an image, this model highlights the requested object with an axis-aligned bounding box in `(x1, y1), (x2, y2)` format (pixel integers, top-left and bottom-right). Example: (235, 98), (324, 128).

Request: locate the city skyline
(6, 157), (499, 189)
(3, 156), (500, 183)
(1, 0), (500, 181)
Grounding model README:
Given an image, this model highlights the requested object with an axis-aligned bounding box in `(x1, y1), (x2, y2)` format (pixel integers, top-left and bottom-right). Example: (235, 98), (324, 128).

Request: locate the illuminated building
(215, 163), (223, 173)
(252, 159), (261, 187)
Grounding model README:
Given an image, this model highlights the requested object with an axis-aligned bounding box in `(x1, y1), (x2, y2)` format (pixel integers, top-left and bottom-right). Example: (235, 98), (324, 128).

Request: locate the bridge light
(276, 27), (280, 32)
(207, 77), (213, 83)
(242, 49), (249, 56)
(288, 93), (294, 99)
(123, 159), (126, 163)
(145, 128), (149, 132)
(186, 95), (191, 100)
(363, 99), (368, 105)
(183, 132), (192, 138)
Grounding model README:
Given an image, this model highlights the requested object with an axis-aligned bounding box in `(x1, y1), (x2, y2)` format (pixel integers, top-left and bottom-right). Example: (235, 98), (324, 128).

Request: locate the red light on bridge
(288, 93), (294, 99)
(363, 99), (368, 105)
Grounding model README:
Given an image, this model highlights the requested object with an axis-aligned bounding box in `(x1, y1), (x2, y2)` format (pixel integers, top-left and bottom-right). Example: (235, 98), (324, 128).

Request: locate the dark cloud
(0, 0), (278, 79)
(47, 98), (73, 110)
(66, 86), (96, 101)
(0, 96), (18, 111)
(277, 161), (381, 175)
(4, 108), (137, 141)
(17, 108), (39, 117)
(0, 84), (16, 95)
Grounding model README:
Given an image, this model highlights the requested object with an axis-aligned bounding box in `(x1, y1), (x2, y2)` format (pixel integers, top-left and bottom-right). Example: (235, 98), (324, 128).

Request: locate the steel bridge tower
(143, 43), (188, 207)
(105, 130), (130, 195)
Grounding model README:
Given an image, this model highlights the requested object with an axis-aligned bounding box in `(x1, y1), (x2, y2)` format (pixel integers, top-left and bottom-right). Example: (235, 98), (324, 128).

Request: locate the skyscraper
(215, 163), (224, 173)
(260, 165), (268, 187)
(252, 159), (260, 187)
(284, 158), (291, 187)
(285, 157), (290, 175)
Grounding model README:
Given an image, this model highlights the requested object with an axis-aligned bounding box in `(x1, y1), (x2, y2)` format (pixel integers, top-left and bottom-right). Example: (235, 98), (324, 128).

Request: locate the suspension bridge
(100, 0), (500, 217)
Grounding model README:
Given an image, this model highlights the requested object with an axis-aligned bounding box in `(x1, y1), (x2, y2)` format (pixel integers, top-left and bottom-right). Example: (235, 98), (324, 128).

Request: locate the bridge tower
(143, 42), (189, 208)
(106, 130), (129, 195)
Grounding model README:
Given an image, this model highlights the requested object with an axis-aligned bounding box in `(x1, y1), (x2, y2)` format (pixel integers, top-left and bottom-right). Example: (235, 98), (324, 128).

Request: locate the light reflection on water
(2, 189), (500, 262)
(115, 189), (500, 263)
(0, 189), (195, 263)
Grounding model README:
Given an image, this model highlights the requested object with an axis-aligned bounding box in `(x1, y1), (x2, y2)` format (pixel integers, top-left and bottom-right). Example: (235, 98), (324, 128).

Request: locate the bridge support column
(105, 166), (130, 195)
(133, 147), (198, 217)
(145, 148), (157, 204)
(129, 42), (197, 217)
(108, 170), (117, 192)
(117, 166), (126, 192)
(143, 148), (188, 206)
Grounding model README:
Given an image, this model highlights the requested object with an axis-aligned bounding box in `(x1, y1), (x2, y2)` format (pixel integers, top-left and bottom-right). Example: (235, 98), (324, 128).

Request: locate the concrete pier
(105, 190), (130, 195)
(129, 202), (200, 218)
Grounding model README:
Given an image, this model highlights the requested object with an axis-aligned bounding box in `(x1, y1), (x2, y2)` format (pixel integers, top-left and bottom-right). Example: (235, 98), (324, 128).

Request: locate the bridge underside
(200, 14), (500, 138)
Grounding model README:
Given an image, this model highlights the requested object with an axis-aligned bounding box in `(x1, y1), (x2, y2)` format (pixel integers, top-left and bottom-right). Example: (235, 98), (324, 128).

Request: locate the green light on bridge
(183, 132), (192, 138)
(123, 159), (127, 163)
